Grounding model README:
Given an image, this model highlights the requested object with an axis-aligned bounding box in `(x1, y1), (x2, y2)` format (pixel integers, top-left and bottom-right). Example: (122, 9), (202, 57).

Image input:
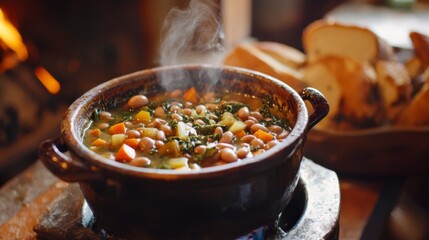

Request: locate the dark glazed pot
(39, 65), (328, 239)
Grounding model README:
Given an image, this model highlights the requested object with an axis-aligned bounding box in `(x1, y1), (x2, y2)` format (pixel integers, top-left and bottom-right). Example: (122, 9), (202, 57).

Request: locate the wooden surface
(339, 180), (381, 239)
(27, 159), (339, 240)
(0, 159), (413, 240)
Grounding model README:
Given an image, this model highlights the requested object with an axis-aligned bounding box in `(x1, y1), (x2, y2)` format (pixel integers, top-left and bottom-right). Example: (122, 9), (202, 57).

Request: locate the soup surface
(83, 88), (293, 170)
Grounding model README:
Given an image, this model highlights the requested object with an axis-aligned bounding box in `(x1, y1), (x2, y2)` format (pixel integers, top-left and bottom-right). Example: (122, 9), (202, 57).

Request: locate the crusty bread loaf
(395, 82), (429, 126)
(375, 61), (413, 122)
(303, 19), (397, 64)
(252, 41), (306, 70)
(410, 31), (429, 69)
(405, 56), (424, 82)
(222, 20), (429, 129)
(423, 67), (429, 85)
(223, 43), (307, 91)
(302, 57), (342, 129)
(303, 55), (383, 129)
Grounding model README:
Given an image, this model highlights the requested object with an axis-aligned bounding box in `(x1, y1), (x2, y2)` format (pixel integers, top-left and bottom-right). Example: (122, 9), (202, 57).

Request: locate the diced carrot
(183, 87), (199, 104)
(92, 138), (108, 147)
(115, 144), (136, 162)
(109, 122), (126, 134)
(88, 128), (102, 137)
(124, 138), (140, 149)
(254, 129), (274, 142)
(235, 130), (246, 138)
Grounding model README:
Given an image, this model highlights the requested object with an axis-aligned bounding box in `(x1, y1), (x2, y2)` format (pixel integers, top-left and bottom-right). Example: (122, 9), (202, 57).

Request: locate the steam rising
(159, 0), (225, 66)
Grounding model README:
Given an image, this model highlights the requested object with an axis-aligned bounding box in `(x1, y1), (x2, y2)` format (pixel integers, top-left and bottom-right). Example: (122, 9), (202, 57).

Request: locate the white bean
(217, 143), (235, 150)
(240, 135), (256, 143)
(268, 125), (283, 135)
(100, 111), (113, 120)
(139, 137), (155, 151)
(126, 130), (141, 138)
(219, 131), (234, 143)
(250, 111), (263, 120)
(220, 148), (238, 163)
(127, 95), (149, 109)
(250, 123), (269, 133)
(156, 130), (166, 140)
(277, 130), (290, 139)
(237, 107), (250, 120)
(129, 157), (151, 167)
(154, 107), (166, 117)
(171, 113), (183, 121)
(265, 140), (279, 149)
(194, 145), (206, 155)
(250, 138), (264, 148)
(214, 126), (223, 135)
(196, 105), (206, 114)
(237, 147), (249, 159)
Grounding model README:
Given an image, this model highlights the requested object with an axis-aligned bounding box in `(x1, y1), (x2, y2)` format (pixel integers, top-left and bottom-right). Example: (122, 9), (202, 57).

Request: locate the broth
(83, 88), (293, 170)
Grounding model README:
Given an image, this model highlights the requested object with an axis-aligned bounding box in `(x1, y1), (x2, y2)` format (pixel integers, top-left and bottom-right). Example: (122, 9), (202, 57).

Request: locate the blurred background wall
(0, 0), (347, 102)
(0, 0), (356, 183)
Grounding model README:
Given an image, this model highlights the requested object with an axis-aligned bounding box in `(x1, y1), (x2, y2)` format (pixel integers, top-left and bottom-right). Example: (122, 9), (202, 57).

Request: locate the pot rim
(62, 64), (309, 179)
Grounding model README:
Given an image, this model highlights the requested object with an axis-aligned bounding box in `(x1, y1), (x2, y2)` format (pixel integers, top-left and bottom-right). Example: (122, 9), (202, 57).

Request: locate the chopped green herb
(91, 108), (102, 121)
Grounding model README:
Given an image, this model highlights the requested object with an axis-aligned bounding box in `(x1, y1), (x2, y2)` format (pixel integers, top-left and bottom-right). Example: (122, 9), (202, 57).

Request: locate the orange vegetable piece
(109, 122), (126, 134)
(183, 87), (199, 104)
(134, 110), (151, 123)
(88, 128), (102, 137)
(159, 140), (181, 157)
(115, 144), (136, 162)
(124, 138), (140, 149)
(254, 129), (274, 142)
(235, 130), (246, 138)
(92, 138), (108, 147)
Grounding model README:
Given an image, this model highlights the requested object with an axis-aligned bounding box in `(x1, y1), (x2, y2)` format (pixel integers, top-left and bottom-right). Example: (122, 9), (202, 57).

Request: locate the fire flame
(0, 9), (28, 61)
(35, 66), (61, 94)
(0, 8), (61, 95)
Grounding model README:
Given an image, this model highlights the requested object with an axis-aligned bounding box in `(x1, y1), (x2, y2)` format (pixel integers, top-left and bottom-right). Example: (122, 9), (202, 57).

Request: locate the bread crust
(410, 31), (429, 69)
(303, 55), (383, 129)
(222, 20), (429, 129)
(223, 43), (307, 91)
(252, 41), (306, 70)
(375, 61), (413, 122)
(303, 19), (396, 64)
(396, 82), (429, 126)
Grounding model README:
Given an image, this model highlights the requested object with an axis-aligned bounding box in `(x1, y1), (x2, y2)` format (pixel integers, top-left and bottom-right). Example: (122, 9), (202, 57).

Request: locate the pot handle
(299, 87), (329, 130)
(39, 137), (102, 182)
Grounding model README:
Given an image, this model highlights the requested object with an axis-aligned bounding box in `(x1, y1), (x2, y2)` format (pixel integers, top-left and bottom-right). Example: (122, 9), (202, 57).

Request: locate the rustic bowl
(306, 125), (429, 176)
(39, 64), (328, 239)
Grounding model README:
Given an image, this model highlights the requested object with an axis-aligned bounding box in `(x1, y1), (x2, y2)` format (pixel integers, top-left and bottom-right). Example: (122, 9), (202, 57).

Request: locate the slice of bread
(395, 82), (429, 126)
(423, 67), (429, 85)
(252, 41), (306, 70)
(303, 55), (383, 129)
(303, 19), (396, 64)
(405, 56), (424, 82)
(410, 31), (429, 69)
(375, 61), (413, 122)
(302, 57), (342, 129)
(223, 43), (307, 91)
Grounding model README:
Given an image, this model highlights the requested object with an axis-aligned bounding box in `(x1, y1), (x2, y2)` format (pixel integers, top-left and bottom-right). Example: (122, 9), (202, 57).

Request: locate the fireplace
(0, 1), (184, 184)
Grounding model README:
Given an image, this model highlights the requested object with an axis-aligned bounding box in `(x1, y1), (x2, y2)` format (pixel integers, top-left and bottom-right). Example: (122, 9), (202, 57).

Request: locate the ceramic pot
(39, 64), (328, 239)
